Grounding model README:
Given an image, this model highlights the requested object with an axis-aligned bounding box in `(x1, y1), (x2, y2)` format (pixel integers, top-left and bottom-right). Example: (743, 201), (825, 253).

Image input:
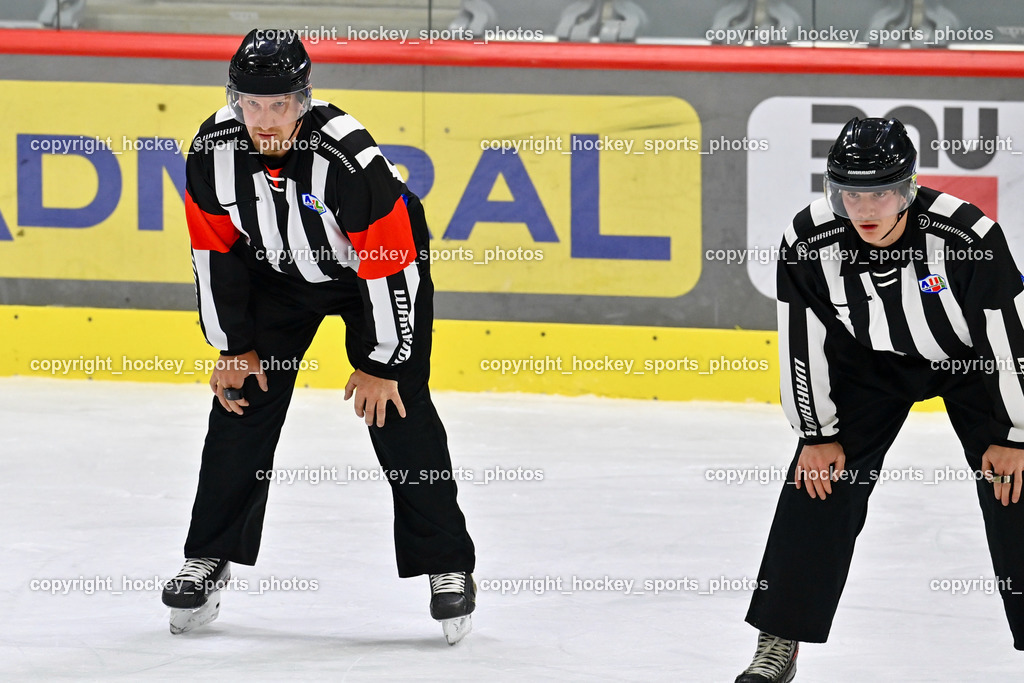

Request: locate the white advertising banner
(747, 96), (1024, 298)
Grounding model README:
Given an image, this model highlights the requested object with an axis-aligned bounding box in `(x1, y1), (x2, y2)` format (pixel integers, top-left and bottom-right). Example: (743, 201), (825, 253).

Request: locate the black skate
(162, 558), (230, 634)
(735, 631), (798, 683)
(429, 572), (476, 645)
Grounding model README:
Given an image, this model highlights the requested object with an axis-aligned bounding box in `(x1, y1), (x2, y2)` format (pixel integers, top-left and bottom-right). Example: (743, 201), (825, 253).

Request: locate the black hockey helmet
(226, 29), (312, 123)
(824, 117), (918, 219)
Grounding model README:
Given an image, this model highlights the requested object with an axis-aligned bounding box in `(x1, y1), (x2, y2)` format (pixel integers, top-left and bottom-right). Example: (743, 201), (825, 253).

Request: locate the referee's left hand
(982, 444), (1024, 506)
(344, 369), (407, 427)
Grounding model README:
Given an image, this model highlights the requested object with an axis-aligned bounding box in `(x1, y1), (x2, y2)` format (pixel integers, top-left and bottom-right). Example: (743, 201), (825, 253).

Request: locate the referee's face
(240, 94), (303, 157)
(842, 189), (907, 248)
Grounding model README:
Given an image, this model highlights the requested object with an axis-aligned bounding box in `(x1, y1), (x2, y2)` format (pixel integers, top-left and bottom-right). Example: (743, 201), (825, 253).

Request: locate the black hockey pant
(746, 340), (1024, 650)
(182, 266), (476, 578)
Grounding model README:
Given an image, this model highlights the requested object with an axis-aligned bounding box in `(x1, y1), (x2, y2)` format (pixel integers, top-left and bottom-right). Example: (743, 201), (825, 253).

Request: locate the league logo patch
(302, 193), (326, 215)
(919, 274), (947, 293)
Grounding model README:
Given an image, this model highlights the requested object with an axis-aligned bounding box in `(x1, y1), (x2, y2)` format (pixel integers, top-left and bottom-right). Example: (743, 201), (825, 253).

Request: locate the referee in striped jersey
(736, 117), (1024, 682)
(161, 30), (476, 642)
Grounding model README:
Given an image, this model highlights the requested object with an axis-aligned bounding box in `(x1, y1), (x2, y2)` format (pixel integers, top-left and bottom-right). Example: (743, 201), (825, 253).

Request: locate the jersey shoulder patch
(307, 106), (363, 173)
(915, 186), (996, 244)
(786, 200), (844, 248)
(189, 108), (246, 157)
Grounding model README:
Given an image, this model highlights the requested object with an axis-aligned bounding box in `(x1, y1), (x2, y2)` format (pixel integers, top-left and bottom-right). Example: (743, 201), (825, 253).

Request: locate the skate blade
(441, 614), (472, 645)
(169, 591), (222, 634)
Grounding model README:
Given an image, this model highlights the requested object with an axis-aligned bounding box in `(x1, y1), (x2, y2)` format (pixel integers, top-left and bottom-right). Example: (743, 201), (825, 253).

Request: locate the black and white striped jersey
(778, 187), (1024, 447)
(184, 101), (427, 379)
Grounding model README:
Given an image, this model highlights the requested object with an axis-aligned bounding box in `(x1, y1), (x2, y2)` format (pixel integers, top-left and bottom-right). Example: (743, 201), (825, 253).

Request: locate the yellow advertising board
(420, 92), (701, 296)
(0, 81), (701, 297)
(0, 80), (726, 400)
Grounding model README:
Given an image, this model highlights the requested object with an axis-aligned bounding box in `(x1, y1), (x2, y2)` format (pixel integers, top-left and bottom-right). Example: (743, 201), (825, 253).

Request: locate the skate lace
(172, 558), (220, 584)
(744, 632), (795, 677)
(429, 572), (465, 594)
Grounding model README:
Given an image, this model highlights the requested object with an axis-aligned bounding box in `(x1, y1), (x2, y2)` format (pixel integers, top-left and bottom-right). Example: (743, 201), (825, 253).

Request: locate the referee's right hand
(795, 442), (846, 500)
(210, 350), (268, 415)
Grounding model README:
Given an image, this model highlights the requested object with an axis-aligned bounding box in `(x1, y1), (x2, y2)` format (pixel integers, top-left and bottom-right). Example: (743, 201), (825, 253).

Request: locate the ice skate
(162, 558), (231, 634)
(735, 631), (798, 683)
(168, 590), (223, 634)
(429, 572), (476, 645)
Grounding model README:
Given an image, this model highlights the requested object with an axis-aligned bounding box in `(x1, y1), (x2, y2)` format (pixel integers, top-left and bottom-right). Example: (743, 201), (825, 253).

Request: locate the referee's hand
(210, 350), (268, 415)
(982, 444), (1024, 506)
(795, 442), (846, 500)
(344, 369), (406, 428)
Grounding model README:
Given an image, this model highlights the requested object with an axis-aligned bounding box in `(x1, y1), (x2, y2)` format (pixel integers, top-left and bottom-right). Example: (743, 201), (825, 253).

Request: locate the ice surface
(1, 377), (1020, 681)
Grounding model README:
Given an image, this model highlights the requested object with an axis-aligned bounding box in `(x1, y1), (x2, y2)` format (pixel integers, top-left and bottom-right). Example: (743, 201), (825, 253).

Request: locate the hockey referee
(736, 117), (1024, 682)
(161, 29), (476, 644)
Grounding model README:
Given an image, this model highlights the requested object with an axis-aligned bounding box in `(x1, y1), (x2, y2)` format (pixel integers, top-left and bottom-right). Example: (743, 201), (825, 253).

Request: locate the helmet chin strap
(876, 208), (908, 244)
(280, 117), (299, 148)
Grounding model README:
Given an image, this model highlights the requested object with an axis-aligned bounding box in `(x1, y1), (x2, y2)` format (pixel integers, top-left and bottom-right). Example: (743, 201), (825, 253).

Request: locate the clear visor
(226, 85), (313, 126)
(824, 175), (918, 220)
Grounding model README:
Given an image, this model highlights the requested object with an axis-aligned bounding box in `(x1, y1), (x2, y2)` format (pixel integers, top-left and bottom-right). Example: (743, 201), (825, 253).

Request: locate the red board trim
(1, 29), (1022, 78)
